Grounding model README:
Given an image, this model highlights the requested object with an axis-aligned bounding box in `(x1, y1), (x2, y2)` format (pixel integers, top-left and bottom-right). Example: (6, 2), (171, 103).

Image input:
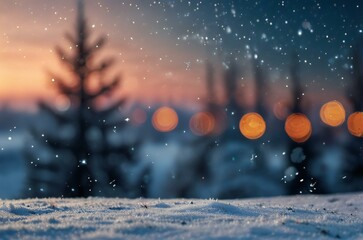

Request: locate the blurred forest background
(1, 0), (363, 199)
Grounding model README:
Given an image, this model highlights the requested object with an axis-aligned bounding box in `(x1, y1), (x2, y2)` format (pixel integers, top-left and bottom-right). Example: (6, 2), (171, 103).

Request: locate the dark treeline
(22, 0), (363, 198)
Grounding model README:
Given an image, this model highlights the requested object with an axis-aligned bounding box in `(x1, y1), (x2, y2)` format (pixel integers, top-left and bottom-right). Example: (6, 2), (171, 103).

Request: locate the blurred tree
(286, 52), (318, 195)
(348, 41), (363, 111)
(25, 0), (139, 198)
(253, 58), (267, 117)
(223, 59), (243, 139)
(206, 61), (217, 109)
(173, 61), (217, 198)
(251, 58), (267, 170)
(344, 40), (363, 191)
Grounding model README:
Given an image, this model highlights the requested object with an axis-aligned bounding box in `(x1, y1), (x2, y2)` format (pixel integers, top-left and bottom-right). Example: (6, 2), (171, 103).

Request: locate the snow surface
(1, 193), (362, 239)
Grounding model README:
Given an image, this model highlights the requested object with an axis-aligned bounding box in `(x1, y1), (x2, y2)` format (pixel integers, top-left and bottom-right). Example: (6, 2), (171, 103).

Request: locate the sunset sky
(0, 0), (362, 111)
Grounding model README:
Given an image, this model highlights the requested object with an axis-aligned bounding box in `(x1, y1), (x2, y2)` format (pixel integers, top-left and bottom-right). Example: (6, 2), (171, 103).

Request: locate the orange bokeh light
(347, 112), (363, 137)
(320, 100), (345, 127)
(285, 113), (312, 143)
(239, 112), (266, 140)
(152, 107), (178, 132)
(189, 111), (216, 136)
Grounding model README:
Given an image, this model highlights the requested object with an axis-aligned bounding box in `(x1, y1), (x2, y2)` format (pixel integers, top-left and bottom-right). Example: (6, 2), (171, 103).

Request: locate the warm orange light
(320, 100), (345, 127)
(190, 112), (216, 136)
(285, 113), (312, 143)
(347, 112), (363, 137)
(239, 112), (266, 140)
(152, 107), (178, 132)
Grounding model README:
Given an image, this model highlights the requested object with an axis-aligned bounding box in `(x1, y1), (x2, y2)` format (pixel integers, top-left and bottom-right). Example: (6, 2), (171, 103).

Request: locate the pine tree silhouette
(344, 40), (363, 191)
(349, 41), (363, 111)
(286, 52), (317, 195)
(222, 59), (243, 140)
(173, 61), (217, 198)
(253, 58), (267, 116)
(251, 58), (267, 169)
(25, 0), (138, 198)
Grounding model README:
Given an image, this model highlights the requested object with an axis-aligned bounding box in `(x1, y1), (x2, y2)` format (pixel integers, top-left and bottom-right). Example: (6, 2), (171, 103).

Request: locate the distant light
(239, 112), (266, 140)
(347, 112), (363, 137)
(320, 100), (345, 127)
(189, 112), (216, 136)
(285, 113), (312, 143)
(152, 107), (178, 132)
(297, 29), (302, 36)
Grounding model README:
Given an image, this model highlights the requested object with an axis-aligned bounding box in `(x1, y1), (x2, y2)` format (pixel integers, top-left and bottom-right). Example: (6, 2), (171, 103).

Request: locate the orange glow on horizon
(347, 112), (363, 137)
(152, 106), (178, 132)
(239, 112), (266, 140)
(189, 111), (216, 136)
(0, 1), (208, 110)
(285, 113), (312, 143)
(320, 100), (346, 127)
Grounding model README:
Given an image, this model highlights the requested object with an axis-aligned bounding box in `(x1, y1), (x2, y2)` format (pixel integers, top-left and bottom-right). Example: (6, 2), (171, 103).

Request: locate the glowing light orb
(347, 112), (363, 137)
(190, 112), (216, 136)
(239, 112), (266, 140)
(152, 107), (178, 132)
(285, 113), (312, 143)
(320, 100), (345, 127)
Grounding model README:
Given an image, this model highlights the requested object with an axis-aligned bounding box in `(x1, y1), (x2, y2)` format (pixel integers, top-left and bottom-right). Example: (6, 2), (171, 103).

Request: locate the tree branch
(47, 71), (78, 96)
(99, 98), (126, 116)
(55, 45), (75, 70)
(87, 35), (107, 54)
(87, 76), (121, 100)
(65, 32), (77, 46)
(30, 127), (75, 150)
(89, 58), (115, 74)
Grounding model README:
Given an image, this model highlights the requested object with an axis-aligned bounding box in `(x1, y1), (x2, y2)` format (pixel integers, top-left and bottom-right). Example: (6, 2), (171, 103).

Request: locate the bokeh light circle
(285, 113), (312, 143)
(152, 107), (178, 132)
(347, 112), (363, 137)
(190, 112), (216, 136)
(320, 100), (345, 127)
(239, 112), (266, 140)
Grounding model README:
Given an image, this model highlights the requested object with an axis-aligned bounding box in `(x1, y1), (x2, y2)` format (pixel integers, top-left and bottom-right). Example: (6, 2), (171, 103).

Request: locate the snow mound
(0, 193), (362, 239)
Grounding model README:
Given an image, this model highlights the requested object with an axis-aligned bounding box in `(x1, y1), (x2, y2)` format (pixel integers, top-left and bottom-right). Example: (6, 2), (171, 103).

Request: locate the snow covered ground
(1, 193), (362, 239)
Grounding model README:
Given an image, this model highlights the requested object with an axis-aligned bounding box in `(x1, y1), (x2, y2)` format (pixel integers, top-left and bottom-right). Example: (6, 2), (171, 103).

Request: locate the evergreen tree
(25, 0), (138, 198)
(253, 58), (267, 116)
(223, 59), (242, 139)
(173, 61), (217, 198)
(286, 52), (317, 194)
(344, 40), (363, 191)
(251, 57), (267, 170)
